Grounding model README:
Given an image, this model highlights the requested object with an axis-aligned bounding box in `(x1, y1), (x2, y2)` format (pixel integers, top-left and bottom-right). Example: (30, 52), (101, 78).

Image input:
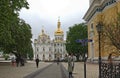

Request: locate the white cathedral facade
(33, 19), (67, 61)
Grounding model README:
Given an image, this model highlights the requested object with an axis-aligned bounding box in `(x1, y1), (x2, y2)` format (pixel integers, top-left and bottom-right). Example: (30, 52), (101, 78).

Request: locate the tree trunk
(76, 54), (80, 61)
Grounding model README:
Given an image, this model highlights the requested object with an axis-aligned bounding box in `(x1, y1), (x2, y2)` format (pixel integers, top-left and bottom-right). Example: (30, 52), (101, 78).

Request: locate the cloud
(19, 0), (89, 40)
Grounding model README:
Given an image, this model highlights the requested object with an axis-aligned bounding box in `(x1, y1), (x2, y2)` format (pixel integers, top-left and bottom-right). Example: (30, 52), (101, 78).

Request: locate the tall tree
(0, 0), (33, 58)
(66, 23), (88, 61)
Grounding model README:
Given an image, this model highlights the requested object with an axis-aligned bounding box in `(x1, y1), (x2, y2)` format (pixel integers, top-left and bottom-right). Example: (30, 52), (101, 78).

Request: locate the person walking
(35, 55), (39, 68)
(108, 53), (113, 77)
(108, 53), (113, 64)
(20, 57), (25, 66)
(68, 53), (74, 78)
(11, 57), (16, 66)
(71, 53), (76, 71)
(57, 57), (60, 65)
(16, 57), (20, 67)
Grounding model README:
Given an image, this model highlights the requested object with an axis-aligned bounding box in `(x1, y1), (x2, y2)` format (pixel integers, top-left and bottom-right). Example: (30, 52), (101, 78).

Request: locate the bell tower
(54, 17), (65, 60)
(54, 17), (64, 42)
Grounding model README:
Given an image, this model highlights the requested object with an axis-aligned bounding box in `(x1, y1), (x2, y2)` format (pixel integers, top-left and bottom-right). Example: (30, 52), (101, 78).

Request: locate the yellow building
(83, 0), (120, 62)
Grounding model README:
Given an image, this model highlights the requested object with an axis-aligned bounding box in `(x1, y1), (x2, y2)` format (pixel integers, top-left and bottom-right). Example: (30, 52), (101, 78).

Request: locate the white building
(34, 18), (67, 61)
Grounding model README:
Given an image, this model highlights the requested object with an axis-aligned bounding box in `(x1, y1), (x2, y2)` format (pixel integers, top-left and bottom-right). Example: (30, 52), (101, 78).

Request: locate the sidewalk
(62, 62), (99, 78)
(0, 61), (51, 78)
(25, 63), (62, 78)
(0, 61), (99, 78)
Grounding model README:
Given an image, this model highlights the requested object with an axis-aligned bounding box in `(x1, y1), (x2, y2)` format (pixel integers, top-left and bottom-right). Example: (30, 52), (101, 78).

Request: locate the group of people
(11, 56), (25, 67)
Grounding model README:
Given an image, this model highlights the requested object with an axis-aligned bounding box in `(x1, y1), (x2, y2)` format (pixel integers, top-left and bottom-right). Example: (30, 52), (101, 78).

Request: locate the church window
(37, 48), (39, 51)
(43, 47), (45, 51)
(51, 43), (53, 46)
(49, 54), (51, 57)
(91, 23), (93, 30)
(61, 49), (62, 52)
(49, 47), (51, 51)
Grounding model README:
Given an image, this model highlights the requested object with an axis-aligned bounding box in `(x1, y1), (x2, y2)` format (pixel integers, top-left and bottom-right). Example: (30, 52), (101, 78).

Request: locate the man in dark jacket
(35, 56), (39, 68)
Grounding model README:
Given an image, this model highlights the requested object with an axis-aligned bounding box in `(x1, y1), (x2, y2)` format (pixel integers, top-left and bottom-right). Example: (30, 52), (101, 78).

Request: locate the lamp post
(96, 22), (103, 78)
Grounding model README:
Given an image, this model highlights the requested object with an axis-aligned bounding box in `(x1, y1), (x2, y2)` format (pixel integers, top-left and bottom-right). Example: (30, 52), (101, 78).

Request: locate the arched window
(37, 48), (39, 51)
(91, 23), (93, 30)
(43, 47), (45, 51)
(49, 47), (51, 51)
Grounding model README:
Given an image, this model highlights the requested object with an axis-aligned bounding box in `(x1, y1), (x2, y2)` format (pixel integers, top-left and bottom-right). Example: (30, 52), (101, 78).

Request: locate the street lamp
(96, 22), (103, 78)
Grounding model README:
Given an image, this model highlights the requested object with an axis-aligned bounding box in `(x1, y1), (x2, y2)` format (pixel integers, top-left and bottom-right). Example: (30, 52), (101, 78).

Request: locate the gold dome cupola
(55, 17), (63, 35)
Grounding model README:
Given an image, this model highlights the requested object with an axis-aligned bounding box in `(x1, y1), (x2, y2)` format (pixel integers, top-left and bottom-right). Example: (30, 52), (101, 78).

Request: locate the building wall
(89, 0), (94, 5)
(84, 0), (120, 61)
(34, 19), (67, 61)
(54, 34), (66, 60)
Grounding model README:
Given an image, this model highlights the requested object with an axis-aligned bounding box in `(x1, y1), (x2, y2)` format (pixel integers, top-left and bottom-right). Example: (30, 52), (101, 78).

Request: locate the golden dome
(55, 17), (63, 35)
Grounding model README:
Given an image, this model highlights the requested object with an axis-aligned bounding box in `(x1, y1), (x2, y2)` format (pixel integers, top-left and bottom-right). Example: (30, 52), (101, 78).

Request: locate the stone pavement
(62, 62), (99, 78)
(0, 61), (51, 78)
(0, 61), (99, 78)
(24, 63), (68, 78)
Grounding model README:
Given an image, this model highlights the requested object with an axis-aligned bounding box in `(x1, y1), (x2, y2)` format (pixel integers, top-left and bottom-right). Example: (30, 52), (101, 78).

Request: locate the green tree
(27, 43), (34, 60)
(66, 23), (88, 61)
(0, 0), (33, 58)
(0, 0), (29, 46)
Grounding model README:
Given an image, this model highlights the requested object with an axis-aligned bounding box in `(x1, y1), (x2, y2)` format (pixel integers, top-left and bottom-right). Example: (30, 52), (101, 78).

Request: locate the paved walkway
(62, 62), (99, 78)
(24, 63), (68, 78)
(0, 61), (51, 78)
(0, 61), (99, 78)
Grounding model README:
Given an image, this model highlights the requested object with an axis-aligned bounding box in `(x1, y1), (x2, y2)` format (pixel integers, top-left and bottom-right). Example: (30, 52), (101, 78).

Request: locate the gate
(101, 63), (120, 78)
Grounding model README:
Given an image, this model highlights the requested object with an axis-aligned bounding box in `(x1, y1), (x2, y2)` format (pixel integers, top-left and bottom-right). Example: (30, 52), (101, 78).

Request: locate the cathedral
(33, 18), (67, 61)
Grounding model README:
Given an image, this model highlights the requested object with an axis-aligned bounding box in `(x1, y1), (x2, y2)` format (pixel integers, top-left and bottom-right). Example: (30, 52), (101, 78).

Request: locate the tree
(0, 0), (33, 58)
(104, 13), (120, 55)
(0, 0), (29, 49)
(66, 23), (88, 61)
(27, 43), (33, 60)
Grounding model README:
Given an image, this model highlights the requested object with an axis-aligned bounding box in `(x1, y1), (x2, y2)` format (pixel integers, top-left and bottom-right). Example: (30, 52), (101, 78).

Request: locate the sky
(19, 0), (89, 41)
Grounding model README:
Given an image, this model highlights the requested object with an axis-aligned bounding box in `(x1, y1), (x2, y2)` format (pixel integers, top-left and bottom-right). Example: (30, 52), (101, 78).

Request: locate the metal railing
(101, 63), (120, 78)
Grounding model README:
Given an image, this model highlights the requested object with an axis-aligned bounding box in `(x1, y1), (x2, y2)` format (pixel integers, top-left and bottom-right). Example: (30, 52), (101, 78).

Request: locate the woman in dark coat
(35, 57), (39, 68)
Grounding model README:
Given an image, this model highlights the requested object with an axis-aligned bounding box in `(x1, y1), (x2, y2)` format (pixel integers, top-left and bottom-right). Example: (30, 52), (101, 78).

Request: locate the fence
(101, 63), (120, 78)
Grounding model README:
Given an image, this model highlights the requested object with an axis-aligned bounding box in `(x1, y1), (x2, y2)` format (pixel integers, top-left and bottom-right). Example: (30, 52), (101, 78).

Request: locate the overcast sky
(19, 0), (89, 41)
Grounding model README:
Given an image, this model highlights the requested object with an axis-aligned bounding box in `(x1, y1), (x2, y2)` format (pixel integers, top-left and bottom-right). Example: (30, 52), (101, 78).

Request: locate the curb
(60, 63), (69, 78)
